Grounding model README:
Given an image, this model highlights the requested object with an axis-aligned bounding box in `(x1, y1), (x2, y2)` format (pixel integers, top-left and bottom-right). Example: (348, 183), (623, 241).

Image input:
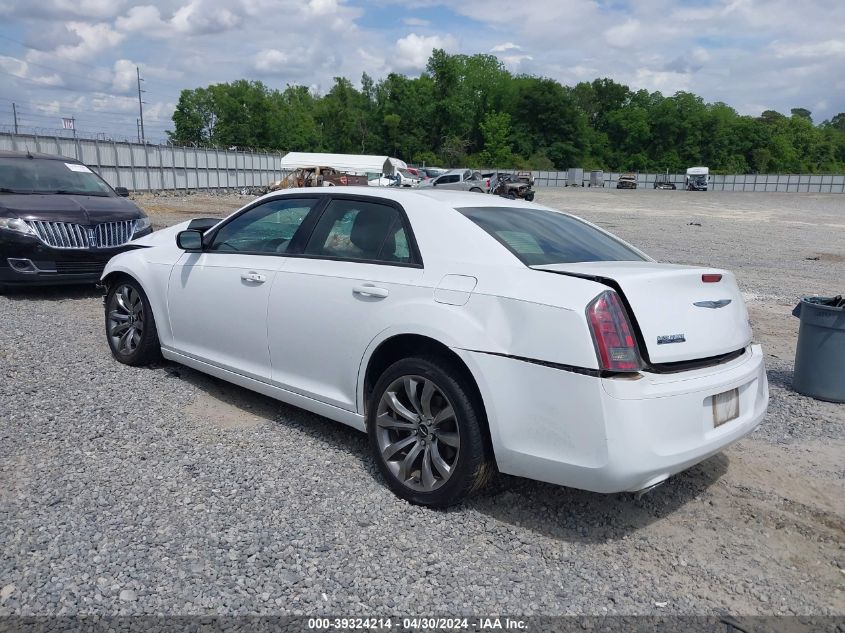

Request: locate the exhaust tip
(633, 477), (668, 499)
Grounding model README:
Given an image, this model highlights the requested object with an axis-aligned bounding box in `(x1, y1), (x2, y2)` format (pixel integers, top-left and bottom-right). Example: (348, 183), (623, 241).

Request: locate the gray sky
(1, 0), (843, 143)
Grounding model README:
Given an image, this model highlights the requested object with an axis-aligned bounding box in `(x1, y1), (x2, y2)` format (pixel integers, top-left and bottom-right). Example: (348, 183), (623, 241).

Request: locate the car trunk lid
(533, 261), (751, 364)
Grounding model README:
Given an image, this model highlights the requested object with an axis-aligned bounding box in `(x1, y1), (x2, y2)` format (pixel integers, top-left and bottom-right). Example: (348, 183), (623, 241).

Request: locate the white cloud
(3, 0), (845, 143)
(604, 19), (640, 49)
(0, 55), (64, 87)
(171, 0), (243, 35)
(393, 33), (457, 72)
(0, 55), (27, 76)
(490, 42), (521, 53)
(253, 49), (289, 73)
(115, 5), (166, 33)
(0, 0), (126, 19)
(633, 68), (692, 93)
(774, 39), (845, 59)
(308, 0), (337, 15)
(110, 59), (139, 93)
(28, 21), (124, 63)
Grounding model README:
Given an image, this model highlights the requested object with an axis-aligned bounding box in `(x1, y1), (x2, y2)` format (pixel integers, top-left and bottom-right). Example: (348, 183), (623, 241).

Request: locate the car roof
(259, 186), (548, 211)
(0, 150), (81, 162)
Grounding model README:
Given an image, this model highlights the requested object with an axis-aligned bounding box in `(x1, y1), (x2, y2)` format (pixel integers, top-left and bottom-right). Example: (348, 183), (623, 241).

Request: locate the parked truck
(685, 166), (710, 191)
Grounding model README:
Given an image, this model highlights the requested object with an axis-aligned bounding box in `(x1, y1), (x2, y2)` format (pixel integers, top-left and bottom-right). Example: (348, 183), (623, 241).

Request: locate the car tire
(469, 187), (483, 193)
(104, 277), (161, 366)
(367, 356), (494, 507)
(525, 192), (535, 202)
(507, 192), (516, 200)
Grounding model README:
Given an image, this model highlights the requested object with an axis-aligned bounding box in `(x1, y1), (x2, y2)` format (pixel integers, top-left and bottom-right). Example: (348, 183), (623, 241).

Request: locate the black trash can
(792, 296), (845, 403)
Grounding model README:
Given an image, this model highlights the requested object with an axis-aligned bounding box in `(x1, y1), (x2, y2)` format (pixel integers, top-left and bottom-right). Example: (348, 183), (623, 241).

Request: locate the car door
(433, 173), (461, 190)
(167, 197), (322, 380)
(268, 196), (424, 411)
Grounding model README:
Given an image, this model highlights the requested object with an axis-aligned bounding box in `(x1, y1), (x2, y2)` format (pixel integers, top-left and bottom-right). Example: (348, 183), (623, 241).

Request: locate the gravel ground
(0, 189), (843, 617)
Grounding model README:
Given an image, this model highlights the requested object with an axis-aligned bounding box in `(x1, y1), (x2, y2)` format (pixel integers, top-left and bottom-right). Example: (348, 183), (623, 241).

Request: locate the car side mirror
(114, 186), (130, 197)
(176, 229), (203, 251)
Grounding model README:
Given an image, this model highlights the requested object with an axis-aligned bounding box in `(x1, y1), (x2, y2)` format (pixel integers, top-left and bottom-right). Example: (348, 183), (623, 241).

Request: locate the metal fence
(504, 170), (845, 192)
(3, 131), (845, 193)
(0, 132), (285, 191)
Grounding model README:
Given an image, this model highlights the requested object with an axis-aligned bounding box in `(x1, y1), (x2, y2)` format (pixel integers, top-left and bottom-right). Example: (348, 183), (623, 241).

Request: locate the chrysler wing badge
(693, 299), (732, 309)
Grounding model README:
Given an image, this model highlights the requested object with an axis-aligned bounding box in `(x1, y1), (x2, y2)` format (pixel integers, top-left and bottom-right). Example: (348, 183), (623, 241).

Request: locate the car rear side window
(458, 206), (647, 266)
(304, 199), (413, 264)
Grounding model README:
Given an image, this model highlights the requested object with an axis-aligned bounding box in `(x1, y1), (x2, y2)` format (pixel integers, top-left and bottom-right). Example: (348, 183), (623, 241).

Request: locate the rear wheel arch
(362, 333), (494, 460)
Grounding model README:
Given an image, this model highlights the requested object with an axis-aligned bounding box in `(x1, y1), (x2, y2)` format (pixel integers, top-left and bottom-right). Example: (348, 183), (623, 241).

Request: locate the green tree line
(169, 50), (845, 173)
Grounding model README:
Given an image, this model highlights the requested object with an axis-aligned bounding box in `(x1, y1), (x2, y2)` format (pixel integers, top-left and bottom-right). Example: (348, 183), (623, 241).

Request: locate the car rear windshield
(458, 206), (647, 266)
(0, 157), (113, 196)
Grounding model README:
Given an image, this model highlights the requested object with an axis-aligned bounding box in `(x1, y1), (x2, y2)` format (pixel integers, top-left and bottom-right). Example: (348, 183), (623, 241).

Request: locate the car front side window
(209, 198), (319, 254)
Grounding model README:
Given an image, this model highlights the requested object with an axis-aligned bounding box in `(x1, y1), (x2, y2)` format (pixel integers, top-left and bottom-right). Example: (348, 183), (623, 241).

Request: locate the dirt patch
(182, 371), (279, 430)
(746, 302), (799, 363)
(132, 192), (247, 229)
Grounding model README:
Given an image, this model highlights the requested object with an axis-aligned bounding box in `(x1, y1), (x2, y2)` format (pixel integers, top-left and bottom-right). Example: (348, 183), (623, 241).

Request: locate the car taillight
(340, 176), (348, 185)
(702, 273), (722, 283)
(586, 290), (642, 372)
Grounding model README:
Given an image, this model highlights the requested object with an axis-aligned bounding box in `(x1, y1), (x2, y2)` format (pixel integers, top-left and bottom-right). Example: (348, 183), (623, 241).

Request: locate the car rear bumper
(458, 344), (768, 493)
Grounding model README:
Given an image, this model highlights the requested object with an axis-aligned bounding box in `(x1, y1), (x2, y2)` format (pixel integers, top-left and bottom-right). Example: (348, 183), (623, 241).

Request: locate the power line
(0, 106), (170, 129)
(0, 97), (173, 121)
(0, 64), (183, 104)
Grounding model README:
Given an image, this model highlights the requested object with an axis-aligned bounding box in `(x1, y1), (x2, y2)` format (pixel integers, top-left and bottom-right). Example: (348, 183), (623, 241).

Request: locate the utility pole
(136, 118), (141, 144)
(71, 117), (78, 160)
(136, 66), (146, 144)
(12, 102), (18, 134)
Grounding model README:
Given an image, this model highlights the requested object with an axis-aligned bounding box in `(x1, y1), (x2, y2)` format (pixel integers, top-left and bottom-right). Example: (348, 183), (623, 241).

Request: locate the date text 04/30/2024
(307, 617), (527, 630)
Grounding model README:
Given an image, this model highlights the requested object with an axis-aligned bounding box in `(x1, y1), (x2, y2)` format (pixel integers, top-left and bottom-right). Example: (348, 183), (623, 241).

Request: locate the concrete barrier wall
(520, 171), (845, 192)
(3, 133), (844, 193)
(0, 132), (284, 191)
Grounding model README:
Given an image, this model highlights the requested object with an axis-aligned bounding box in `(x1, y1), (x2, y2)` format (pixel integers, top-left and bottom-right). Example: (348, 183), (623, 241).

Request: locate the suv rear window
(458, 206), (646, 266)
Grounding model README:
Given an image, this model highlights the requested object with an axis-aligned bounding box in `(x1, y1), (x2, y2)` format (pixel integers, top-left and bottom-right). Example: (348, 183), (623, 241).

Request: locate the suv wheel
(367, 356), (493, 507)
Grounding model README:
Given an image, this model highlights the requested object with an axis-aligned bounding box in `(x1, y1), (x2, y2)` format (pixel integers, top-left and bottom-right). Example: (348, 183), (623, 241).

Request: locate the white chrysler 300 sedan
(101, 188), (768, 507)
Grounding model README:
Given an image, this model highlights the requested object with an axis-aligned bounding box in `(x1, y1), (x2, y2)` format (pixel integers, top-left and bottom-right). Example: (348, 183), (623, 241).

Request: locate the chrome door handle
(353, 284), (389, 298)
(241, 271), (266, 283)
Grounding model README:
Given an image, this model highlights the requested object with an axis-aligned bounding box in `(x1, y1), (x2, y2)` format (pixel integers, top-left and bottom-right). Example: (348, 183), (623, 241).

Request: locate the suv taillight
(586, 290), (642, 372)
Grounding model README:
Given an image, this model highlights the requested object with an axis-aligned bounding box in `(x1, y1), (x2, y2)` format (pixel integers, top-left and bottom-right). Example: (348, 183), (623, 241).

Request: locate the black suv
(0, 151), (152, 290)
